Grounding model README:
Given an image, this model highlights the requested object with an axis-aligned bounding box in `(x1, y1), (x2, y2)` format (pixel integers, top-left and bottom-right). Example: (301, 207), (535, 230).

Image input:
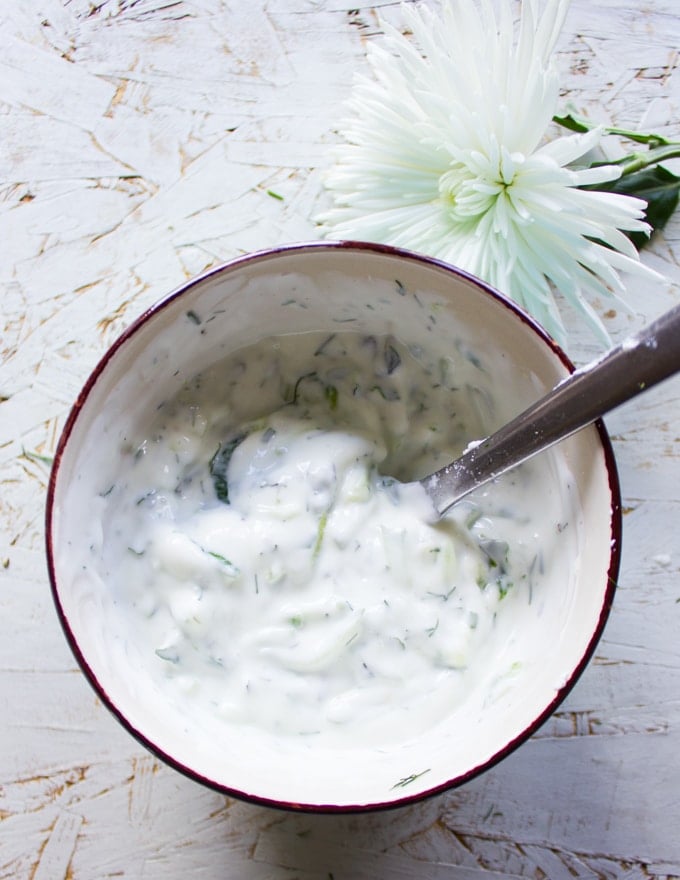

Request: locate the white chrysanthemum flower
(318, 0), (656, 345)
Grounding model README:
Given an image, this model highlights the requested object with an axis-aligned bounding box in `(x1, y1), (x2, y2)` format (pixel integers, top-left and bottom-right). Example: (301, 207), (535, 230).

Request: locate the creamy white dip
(99, 331), (571, 743)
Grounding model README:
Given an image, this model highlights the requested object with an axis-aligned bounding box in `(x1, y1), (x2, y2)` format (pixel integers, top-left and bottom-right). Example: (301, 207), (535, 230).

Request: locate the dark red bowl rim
(45, 240), (622, 813)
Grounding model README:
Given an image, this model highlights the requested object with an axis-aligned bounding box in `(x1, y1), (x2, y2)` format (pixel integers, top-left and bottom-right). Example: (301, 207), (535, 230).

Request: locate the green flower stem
(613, 144), (680, 177)
(553, 111), (680, 174)
(554, 112), (678, 147)
(555, 112), (680, 246)
(591, 126), (676, 148)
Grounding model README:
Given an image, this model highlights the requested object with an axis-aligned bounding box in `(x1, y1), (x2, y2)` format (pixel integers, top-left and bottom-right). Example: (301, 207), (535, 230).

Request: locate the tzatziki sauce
(97, 331), (575, 744)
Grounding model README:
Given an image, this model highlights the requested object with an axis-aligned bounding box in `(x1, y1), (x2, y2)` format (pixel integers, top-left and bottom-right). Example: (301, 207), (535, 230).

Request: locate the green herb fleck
(186, 309), (201, 325)
(135, 490), (155, 506)
(266, 189), (284, 201)
(287, 371), (319, 405)
(426, 585), (456, 601)
(324, 384), (339, 410)
(391, 768), (430, 790)
(314, 333), (336, 356)
(313, 511), (328, 558)
(497, 579), (512, 600)
(210, 433), (248, 504)
(480, 539), (509, 573)
(204, 550), (240, 576)
(21, 447), (54, 465)
(370, 384), (400, 401)
(426, 618), (439, 638)
(384, 342), (401, 375)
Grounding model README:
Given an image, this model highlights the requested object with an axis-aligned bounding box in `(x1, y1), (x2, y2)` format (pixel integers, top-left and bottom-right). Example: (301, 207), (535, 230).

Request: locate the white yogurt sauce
(99, 331), (573, 742)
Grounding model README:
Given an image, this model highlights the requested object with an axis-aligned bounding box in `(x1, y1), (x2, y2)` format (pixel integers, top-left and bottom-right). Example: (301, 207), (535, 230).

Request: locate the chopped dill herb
(497, 579), (512, 600)
(425, 618), (439, 638)
(314, 333), (336, 356)
(266, 189), (284, 200)
(480, 539), (509, 573)
(324, 384), (339, 410)
(384, 342), (401, 375)
(288, 371), (319, 405)
(464, 349), (483, 371)
(370, 384), (400, 401)
(206, 547), (240, 577)
(391, 768), (430, 789)
(186, 309), (201, 325)
(426, 585), (456, 601)
(209, 433), (248, 504)
(395, 279), (407, 296)
(313, 511), (328, 558)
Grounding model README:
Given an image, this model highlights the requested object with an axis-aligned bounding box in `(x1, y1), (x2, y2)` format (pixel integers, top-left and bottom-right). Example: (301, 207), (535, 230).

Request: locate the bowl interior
(47, 243), (619, 810)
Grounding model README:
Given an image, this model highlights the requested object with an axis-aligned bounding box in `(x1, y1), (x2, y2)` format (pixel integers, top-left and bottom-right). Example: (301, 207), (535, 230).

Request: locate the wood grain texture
(1, 1), (679, 877)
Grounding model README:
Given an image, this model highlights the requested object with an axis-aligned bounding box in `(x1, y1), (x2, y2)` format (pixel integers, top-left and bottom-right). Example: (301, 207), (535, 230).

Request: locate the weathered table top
(2, 1), (679, 877)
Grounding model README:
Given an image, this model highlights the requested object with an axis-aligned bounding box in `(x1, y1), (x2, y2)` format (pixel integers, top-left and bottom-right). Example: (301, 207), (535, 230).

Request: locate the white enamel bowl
(46, 242), (621, 812)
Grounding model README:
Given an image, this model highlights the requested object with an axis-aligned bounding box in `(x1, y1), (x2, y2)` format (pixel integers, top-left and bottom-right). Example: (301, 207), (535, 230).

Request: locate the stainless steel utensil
(421, 302), (680, 517)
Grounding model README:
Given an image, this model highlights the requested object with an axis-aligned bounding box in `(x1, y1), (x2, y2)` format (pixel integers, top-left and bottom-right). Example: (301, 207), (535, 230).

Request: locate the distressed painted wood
(1, 1), (679, 877)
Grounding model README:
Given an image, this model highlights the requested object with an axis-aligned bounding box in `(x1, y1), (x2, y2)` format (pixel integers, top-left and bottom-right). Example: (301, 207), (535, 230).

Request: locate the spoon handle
(423, 301), (680, 517)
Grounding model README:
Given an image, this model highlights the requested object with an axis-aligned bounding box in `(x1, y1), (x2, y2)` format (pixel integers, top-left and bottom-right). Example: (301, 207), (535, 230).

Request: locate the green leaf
(554, 113), (680, 246)
(593, 165), (680, 247)
(553, 112), (593, 135)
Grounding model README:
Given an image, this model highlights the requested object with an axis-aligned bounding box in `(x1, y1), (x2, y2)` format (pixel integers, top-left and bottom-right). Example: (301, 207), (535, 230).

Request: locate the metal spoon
(421, 302), (680, 518)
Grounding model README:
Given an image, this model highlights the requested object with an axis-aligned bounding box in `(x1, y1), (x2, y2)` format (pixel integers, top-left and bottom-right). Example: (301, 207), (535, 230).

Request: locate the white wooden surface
(2, 1), (680, 877)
